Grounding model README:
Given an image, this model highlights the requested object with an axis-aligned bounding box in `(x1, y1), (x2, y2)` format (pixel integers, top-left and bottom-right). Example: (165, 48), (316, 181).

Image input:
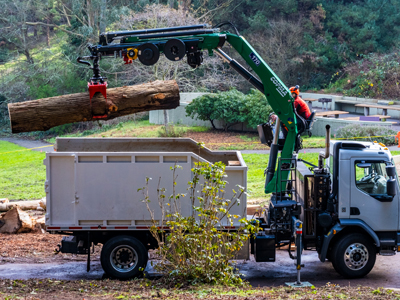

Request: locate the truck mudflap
(319, 219), (380, 262)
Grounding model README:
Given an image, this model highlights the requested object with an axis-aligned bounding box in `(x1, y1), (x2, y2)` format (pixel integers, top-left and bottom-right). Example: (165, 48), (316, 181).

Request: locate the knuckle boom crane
(78, 23), (298, 194)
(57, 23), (400, 282)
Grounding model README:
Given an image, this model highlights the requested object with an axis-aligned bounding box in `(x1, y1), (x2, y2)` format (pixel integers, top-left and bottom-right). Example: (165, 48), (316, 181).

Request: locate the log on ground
(0, 206), (34, 234)
(8, 80), (180, 133)
(0, 199), (46, 212)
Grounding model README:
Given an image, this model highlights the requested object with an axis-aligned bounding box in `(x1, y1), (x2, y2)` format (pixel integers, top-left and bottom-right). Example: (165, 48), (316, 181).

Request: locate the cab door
(349, 159), (399, 231)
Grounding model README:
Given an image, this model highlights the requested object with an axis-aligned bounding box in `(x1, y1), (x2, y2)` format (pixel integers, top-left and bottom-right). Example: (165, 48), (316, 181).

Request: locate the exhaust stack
(318, 125), (331, 169)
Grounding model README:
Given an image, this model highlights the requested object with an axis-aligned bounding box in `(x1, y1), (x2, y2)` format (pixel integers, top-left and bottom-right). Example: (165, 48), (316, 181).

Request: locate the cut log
(0, 199), (46, 212)
(0, 198), (9, 204)
(0, 206), (34, 233)
(33, 216), (46, 233)
(247, 204), (261, 216)
(8, 80), (180, 133)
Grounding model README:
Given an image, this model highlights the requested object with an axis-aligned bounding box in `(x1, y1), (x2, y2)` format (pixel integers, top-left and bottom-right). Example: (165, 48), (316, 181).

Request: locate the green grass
(242, 153), (270, 200)
(45, 120), (210, 143)
(219, 135), (326, 151)
(302, 136), (326, 148)
(0, 141), (46, 200)
(242, 153), (320, 201)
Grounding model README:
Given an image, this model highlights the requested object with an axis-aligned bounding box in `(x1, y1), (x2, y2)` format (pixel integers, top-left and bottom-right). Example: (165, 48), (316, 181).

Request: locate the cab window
(355, 161), (388, 196)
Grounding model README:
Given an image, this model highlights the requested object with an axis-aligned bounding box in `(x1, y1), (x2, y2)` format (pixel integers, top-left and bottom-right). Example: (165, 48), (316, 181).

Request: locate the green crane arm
(85, 26), (299, 194)
(197, 32), (298, 193)
(222, 33), (297, 193)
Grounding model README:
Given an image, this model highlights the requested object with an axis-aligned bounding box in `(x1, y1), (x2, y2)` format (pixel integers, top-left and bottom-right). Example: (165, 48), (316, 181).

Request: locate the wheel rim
(344, 243), (369, 270)
(110, 245), (138, 273)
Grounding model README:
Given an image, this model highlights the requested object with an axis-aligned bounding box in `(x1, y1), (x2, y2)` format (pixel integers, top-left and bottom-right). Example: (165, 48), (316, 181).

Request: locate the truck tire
(100, 235), (148, 279)
(331, 233), (376, 278)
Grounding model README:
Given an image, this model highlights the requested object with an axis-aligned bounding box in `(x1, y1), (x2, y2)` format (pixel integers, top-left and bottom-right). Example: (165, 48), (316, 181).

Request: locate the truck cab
(300, 140), (400, 278)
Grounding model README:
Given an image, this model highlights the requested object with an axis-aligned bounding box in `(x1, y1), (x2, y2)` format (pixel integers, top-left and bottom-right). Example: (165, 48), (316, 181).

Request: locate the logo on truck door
(249, 52), (261, 66)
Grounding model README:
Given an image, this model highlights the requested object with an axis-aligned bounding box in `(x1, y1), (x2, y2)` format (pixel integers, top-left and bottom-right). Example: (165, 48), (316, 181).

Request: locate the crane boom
(80, 25), (299, 193)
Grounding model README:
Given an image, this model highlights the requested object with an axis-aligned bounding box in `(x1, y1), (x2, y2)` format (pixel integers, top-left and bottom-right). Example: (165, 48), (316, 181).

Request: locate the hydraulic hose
(265, 118), (280, 188)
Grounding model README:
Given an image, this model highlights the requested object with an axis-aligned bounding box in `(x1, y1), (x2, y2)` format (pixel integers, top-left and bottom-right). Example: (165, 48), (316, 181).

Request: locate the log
(247, 204), (262, 216)
(33, 216), (46, 233)
(0, 198), (9, 204)
(8, 80), (180, 133)
(0, 199), (46, 212)
(0, 206), (34, 233)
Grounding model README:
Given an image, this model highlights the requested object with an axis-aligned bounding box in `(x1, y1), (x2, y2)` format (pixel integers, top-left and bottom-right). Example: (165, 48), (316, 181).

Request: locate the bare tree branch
(196, 0), (234, 21)
(24, 21), (84, 37)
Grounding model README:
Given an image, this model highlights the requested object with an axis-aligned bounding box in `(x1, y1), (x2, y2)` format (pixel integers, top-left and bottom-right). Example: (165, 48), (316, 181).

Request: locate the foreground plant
(140, 161), (258, 286)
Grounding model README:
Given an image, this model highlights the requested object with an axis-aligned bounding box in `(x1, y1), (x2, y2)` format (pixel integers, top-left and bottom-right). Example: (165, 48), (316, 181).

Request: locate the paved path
(0, 138), (55, 152)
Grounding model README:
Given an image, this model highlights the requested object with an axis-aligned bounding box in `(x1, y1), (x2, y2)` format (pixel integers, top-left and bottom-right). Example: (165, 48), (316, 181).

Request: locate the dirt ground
(0, 234), (398, 300)
(0, 278), (398, 300)
(0, 233), (103, 265)
(183, 131), (265, 150)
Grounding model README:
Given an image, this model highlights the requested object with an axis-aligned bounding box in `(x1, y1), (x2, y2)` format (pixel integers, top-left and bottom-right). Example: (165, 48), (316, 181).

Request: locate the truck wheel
(331, 233), (376, 278)
(101, 235), (148, 279)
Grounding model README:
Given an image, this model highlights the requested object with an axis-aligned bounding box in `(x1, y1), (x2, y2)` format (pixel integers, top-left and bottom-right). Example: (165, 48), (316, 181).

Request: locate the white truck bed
(45, 138), (247, 231)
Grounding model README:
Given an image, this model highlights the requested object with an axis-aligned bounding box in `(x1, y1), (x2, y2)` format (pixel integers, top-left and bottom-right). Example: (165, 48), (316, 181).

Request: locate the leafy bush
(186, 89), (272, 131)
(336, 124), (396, 145)
(329, 53), (400, 99)
(244, 89), (273, 128)
(140, 162), (258, 286)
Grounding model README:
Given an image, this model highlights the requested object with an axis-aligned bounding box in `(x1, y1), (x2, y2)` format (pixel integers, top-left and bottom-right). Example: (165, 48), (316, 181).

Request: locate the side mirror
(387, 179), (396, 197)
(386, 165), (396, 177)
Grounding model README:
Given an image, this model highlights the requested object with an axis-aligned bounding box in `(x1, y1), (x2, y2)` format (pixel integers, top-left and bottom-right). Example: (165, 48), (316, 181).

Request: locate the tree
(109, 4), (242, 92)
(323, 0), (400, 54)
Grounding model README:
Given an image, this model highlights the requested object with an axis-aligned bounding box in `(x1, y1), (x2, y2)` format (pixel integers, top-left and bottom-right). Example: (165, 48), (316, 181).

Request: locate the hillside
(1, 0), (400, 133)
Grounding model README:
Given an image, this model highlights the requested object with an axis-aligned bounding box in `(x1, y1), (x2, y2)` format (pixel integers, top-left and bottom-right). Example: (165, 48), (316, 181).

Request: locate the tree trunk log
(8, 80), (180, 133)
(0, 207), (34, 234)
(0, 199), (46, 212)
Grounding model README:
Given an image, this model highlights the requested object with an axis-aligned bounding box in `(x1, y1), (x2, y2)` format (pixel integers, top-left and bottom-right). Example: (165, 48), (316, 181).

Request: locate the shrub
(336, 124), (396, 145)
(140, 162), (258, 286)
(185, 89), (272, 131)
(244, 89), (273, 128)
(329, 53), (400, 99)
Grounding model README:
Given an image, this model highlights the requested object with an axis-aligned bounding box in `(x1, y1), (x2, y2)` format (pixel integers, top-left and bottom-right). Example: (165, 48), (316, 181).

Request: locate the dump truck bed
(45, 138), (247, 231)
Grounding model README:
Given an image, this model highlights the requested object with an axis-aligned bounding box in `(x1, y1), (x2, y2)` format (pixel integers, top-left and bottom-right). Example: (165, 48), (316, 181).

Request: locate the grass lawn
(242, 152), (320, 201)
(0, 141), (46, 200)
(45, 120), (210, 143)
(209, 135), (325, 150)
(37, 119), (326, 150)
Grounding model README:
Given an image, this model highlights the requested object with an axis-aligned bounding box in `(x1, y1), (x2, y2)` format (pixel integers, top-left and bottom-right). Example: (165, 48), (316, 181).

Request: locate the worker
(290, 85), (311, 120)
(270, 85), (311, 136)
